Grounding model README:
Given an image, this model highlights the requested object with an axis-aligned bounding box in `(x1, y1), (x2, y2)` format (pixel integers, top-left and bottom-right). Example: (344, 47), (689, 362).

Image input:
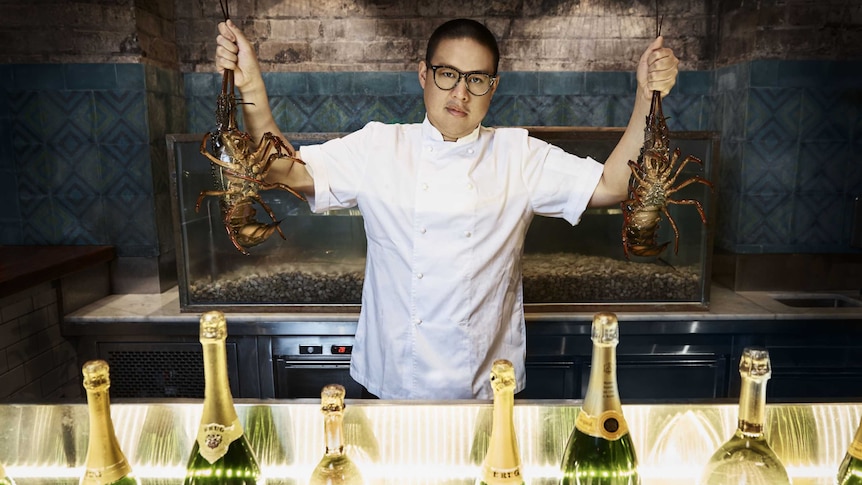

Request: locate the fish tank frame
(167, 128), (719, 313)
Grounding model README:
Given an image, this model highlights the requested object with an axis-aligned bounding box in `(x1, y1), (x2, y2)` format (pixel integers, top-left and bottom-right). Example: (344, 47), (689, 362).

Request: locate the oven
(273, 335), (364, 399)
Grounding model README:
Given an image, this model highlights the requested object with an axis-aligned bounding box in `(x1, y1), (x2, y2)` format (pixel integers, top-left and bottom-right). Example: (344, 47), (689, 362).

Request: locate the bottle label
(82, 460), (133, 485)
(850, 438), (862, 460)
(196, 417), (244, 464)
(489, 465), (521, 480)
(575, 409), (629, 441)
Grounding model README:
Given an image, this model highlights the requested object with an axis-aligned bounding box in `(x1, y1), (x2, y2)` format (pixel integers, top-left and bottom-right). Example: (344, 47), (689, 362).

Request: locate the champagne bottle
(0, 463), (15, 485)
(80, 360), (139, 485)
(698, 347), (790, 485)
(838, 416), (862, 484)
(309, 384), (364, 485)
(559, 312), (639, 485)
(477, 359), (524, 485)
(184, 311), (261, 485)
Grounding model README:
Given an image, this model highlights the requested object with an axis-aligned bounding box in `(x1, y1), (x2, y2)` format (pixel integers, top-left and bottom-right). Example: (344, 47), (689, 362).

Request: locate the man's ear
(418, 60), (427, 89)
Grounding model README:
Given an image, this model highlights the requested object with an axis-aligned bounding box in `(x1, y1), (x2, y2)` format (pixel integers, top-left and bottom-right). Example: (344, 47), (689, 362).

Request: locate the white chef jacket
(300, 117), (603, 399)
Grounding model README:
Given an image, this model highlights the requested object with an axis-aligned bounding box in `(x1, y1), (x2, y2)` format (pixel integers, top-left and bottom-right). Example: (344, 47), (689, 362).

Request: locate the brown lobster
(621, 16), (713, 259)
(196, 0), (306, 255)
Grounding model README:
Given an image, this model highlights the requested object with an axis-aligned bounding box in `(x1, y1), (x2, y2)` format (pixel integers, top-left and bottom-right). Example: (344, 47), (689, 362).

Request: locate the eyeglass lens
(433, 66), (493, 96)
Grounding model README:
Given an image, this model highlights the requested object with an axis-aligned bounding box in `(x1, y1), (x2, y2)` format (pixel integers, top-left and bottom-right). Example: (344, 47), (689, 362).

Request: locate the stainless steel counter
(0, 400), (859, 485)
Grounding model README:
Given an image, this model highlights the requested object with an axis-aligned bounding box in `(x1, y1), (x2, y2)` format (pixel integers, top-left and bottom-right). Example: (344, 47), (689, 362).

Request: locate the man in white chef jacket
(214, 18), (679, 400)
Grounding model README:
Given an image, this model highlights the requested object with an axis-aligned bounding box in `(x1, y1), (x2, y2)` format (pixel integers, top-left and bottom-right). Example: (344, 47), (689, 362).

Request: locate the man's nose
(451, 77), (469, 99)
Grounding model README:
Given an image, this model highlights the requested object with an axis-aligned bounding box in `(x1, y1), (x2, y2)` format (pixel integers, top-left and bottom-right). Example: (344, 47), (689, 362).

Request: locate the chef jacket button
(417, 273), (423, 279)
(414, 317), (422, 325)
(422, 183), (429, 191)
(465, 231), (472, 238)
(425, 146), (433, 152)
(467, 148), (474, 154)
(419, 227), (426, 234)
(466, 183), (474, 190)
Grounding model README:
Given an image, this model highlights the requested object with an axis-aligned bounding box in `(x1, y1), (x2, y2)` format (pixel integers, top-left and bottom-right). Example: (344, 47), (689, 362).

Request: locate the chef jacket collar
(422, 115), (482, 145)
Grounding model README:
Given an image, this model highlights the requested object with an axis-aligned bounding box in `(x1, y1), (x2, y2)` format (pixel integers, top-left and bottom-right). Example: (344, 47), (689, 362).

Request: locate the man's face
(419, 37), (498, 141)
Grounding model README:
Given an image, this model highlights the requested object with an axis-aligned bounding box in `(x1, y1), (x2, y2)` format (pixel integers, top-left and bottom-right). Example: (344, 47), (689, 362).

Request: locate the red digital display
(331, 345), (353, 355)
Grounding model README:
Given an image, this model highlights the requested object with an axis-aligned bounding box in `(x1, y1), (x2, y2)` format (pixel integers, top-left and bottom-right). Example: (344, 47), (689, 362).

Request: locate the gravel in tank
(188, 253), (701, 304)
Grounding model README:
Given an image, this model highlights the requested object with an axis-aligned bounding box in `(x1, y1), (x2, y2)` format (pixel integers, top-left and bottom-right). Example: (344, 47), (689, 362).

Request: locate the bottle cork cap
(591, 312), (619, 344)
(200, 310), (227, 341)
(321, 384), (346, 413)
(739, 347), (772, 379)
(82, 359), (110, 390)
(490, 359), (516, 392)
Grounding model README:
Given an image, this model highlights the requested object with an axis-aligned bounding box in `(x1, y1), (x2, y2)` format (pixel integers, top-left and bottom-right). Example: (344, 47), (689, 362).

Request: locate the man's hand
(637, 36), (679, 101)
(216, 19), (264, 93)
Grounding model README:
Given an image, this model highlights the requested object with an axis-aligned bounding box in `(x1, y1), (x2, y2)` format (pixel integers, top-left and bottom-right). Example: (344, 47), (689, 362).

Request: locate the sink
(770, 293), (862, 308)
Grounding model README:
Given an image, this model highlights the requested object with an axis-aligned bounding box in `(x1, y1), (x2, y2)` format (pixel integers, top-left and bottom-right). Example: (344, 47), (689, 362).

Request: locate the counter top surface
(0, 245), (115, 297)
(64, 283), (862, 324)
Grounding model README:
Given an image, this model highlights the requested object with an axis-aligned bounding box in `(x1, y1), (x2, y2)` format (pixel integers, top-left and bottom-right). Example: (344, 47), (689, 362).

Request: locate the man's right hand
(216, 19), (263, 93)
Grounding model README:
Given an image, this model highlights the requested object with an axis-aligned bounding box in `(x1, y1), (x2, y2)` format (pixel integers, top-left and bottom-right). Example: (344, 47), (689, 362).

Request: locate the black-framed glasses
(429, 65), (497, 96)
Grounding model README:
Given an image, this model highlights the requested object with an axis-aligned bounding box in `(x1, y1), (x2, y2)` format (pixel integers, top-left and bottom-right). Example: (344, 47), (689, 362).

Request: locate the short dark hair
(425, 19), (500, 75)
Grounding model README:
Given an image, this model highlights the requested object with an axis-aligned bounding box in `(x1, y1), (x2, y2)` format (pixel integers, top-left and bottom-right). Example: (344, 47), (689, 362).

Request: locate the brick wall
(0, 284), (80, 401)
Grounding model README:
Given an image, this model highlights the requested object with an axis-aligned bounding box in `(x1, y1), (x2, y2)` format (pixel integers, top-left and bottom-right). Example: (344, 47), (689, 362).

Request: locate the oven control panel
(273, 336), (357, 360)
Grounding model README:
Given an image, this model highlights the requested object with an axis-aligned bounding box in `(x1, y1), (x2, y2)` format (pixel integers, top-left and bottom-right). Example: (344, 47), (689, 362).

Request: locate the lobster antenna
(220, 0), (230, 22)
(655, 0), (663, 37)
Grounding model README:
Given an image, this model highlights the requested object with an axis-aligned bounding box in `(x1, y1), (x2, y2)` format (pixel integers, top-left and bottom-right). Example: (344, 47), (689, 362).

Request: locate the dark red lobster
(195, 0), (306, 255)
(620, 16), (713, 259)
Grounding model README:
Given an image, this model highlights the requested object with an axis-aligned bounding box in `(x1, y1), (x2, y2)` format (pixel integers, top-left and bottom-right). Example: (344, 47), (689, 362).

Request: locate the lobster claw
(230, 220), (286, 254)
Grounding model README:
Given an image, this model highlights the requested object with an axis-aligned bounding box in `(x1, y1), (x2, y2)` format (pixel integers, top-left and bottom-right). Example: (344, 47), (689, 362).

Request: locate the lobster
(621, 88), (713, 259)
(195, 0), (306, 255)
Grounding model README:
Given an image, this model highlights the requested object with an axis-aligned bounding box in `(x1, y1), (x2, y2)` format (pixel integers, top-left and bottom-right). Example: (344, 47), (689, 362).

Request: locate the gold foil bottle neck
(490, 359), (517, 394)
(82, 359), (110, 391)
(320, 384), (346, 414)
(591, 312), (619, 345)
(199, 310), (227, 341)
(740, 347), (772, 380)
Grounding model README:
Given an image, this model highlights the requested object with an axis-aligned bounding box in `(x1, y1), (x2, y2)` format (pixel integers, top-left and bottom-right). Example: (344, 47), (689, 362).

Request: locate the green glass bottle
(80, 360), (139, 485)
(698, 347), (790, 485)
(559, 312), (639, 485)
(309, 384), (364, 485)
(838, 416), (862, 484)
(184, 311), (261, 485)
(477, 359), (524, 485)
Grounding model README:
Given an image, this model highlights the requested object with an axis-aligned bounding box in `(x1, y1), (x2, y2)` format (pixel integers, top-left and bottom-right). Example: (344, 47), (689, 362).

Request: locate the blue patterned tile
(19, 195), (57, 243)
(677, 71), (712, 96)
(716, 63), (750, 92)
(263, 72), (308, 95)
(797, 141), (851, 194)
(54, 195), (107, 244)
(848, 140), (862, 195)
(538, 72), (585, 95)
(49, 143), (100, 196)
(397, 72), (423, 95)
(743, 139), (797, 194)
(0, 217), (22, 244)
(718, 140), (743, 195)
(41, 91), (94, 144)
(719, 90), (746, 142)
(0, 170), (20, 217)
(737, 192), (793, 245)
(746, 87), (801, 141)
(64, 64), (118, 90)
(791, 192), (844, 247)
(103, 194), (157, 253)
(350, 72), (400, 95)
(750, 60), (780, 88)
(496, 72), (538, 95)
(9, 91), (43, 146)
(775, 60), (833, 88)
(93, 91), (148, 144)
(664, 94), (704, 131)
(714, 188), (740, 251)
(585, 72), (633, 96)
(307, 72), (353, 95)
(185, 72), (220, 97)
(116, 64), (145, 90)
(800, 88), (854, 141)
(13, 65), (64, 91)
(0, 119), (14, 170)
(17, 144), (53, 198)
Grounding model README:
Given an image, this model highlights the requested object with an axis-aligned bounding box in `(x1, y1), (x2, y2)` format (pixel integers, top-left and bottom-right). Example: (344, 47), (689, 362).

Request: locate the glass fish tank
(168, 128), (718, 313)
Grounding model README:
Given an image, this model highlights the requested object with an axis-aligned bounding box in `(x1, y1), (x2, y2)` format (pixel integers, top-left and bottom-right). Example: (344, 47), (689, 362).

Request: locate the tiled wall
(1, 63), (184, 290)
(0, 283), (79, 401)
(2, 60), (860, 257)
